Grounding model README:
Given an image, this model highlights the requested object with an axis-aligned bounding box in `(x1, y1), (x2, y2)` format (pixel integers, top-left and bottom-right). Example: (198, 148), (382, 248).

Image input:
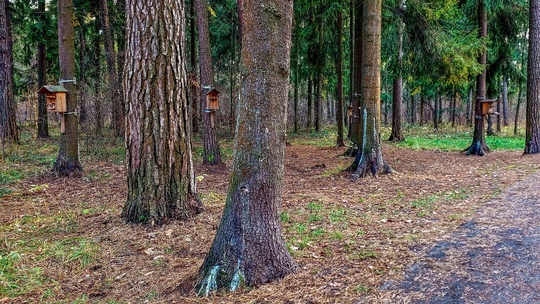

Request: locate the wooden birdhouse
(481, 99), (498, 115)
(205, 88), (220, 111)
(38, 85), (68, 113)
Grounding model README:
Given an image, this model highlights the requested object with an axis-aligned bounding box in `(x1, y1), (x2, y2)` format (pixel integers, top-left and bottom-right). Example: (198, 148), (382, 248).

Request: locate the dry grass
(0, 143), (538, 303)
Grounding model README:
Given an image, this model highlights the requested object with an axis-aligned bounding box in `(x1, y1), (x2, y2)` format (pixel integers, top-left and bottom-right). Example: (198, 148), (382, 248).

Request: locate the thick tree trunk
(197, 0), (296, 294)
(0, 0), (18, 143)
(349, 0), (363, 145)
(196, 0), (221, 164)
(525, 0), (540, 154)
(99, 0), (123, 138)
(351, 0), (391, 179)
(123, 0), (203, 224)
(37, 0), (49, 139)
(466, 0), (489, 156)
(54, 0), (82, 175)
(335, 8), (345, 146)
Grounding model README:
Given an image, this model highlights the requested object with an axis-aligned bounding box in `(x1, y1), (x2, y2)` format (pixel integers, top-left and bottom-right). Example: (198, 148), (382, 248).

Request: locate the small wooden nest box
(38, 85), (68, 113)
(481, 99), (498, 115)
(205, 88), (220, 111)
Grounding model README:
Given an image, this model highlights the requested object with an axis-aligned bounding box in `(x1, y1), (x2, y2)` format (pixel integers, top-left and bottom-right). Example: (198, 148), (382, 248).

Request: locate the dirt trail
(376, 170), (540, 303)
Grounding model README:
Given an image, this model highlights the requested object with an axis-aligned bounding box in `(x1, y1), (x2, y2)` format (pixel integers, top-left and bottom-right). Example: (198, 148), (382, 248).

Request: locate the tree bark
(335, 7), (345, 146)
(349, 0), (363, 145)
(314, 20), (324, 132)
(196, 0), (221, 164)
(197, 0), (296, 295)
(122, 0), (203, 224)
(351, 0), (391, 178)
(389, 10), (404, 142)
(0, 0), (18, 144)
(189, 0), (199, 134)
(525, 0), (540, 154)
(36, 0), (49, 139)
(307, 77), (312, 129)
(54, 0), (82, 175)
(502, 76), (509, 126)
(466, 87), (472, 126)
(99, 0), (123, 138)
(293, 16), (299, 133)
(466, 0), (489, 156)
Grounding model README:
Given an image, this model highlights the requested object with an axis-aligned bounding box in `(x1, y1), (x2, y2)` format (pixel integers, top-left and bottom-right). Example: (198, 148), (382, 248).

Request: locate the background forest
(1, 0), (540, 302)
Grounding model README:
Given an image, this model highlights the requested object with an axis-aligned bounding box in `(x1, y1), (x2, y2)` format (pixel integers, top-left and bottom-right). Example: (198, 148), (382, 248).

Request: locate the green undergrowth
(394, 125), (524, 151)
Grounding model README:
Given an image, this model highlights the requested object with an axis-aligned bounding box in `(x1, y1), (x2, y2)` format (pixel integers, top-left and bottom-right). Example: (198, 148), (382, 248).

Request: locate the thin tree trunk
(502, 76), (509, 126)
(420, 94), (425, 125)
(197, 0), (296, 294)
(55, 0), (82, 174)
(123, 0), (203, 224)
(77, 20), (87, 123)
(314, 20), (324, 132)
(525, 0), (540, 154)
(293, 17), (299, 133)
(190, 0), (199, 134)
(94, 18), (103, 135)
(434, 90), (439, 130)
(466, 87), (472, 126)
(335, 7), (345, 146)
(196, 0), (221, 164)
(36, 0), (48, 139)
(452, 90), (457, 127)
(389, 8), (403, 142)
(99, 0), (123, 137)
(307, 77), (312, 129)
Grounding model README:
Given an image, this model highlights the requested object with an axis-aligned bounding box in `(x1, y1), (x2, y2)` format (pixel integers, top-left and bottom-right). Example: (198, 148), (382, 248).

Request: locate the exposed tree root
(465, 139), (489, 156)
(349, 149), (392, 180)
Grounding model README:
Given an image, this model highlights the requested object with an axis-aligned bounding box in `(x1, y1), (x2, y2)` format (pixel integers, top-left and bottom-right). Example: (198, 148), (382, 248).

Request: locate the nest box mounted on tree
(480, 99), (498, 115)
(38, 85), (68, 113)
(205, 88), (220, 111)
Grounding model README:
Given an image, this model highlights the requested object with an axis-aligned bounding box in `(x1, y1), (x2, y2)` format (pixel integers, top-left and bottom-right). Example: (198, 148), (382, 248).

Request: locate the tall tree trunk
(314, 20), (324, 132)
(99, 0), (123, 137)
(307, 77), (312, 129)
(347, 0), (354, 129)
(196, 0), (221, 164)
(389, 7), (403, 142)
(525, 0), (540, 154)
(351, 0), (391, 178)
(349, 0), (363, 145)
(123, 0), (203, 224)
(189, 0), (198, 133)
(451, 90), (457, 127)
(197, 0), (296, 294)
(411, 94), (416, 124)
(466, 87), (472, 126)
(335, 7), (345, 146)
(466, 0), (489, 155)
(293, 17), (299, 133)
(434, 90), (439, 130)
(420, 94), (425, 125)
(0, 0), (18, 143)
(502, 75), (509, 126)
(115, 0), (126, 138)
(36, 0), (49, 139)
(94, 18), (103, 135)
(54, 0), (82, 175)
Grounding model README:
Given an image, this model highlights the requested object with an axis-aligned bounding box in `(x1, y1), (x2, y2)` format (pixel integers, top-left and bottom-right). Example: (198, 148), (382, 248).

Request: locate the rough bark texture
(349, 0), (363, 145)
(0, 0), (18, 143)
(196, 0), (221, 164)
(122, 0), (203, 224)
(197, 0), (297, 295)
(36, 0), (49, 139)
(525, 0), (540, 154)
(335, 8), (345, 146)
(54, 0), (82, 175)
(99, 0), (123, 138)
(351, 0), (391, 179)
(389, 13), (404, 142)
(466, 0), (489, 156)
(189, 0), (199, 134)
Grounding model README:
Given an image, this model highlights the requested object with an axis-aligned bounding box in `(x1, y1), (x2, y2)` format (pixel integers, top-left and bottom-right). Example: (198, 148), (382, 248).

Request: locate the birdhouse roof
(205, 88), (220, 95)
(38, 85), (69, 94)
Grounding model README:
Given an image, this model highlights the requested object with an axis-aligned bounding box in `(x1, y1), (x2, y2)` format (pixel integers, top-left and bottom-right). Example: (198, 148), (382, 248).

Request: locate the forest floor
(1, 139), (539, 303)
